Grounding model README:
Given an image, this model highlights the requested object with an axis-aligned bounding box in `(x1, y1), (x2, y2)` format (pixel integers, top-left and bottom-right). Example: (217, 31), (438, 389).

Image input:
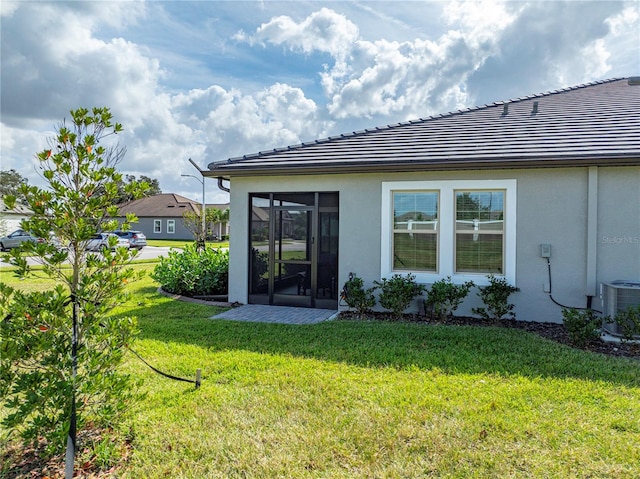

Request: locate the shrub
(472, 274), (520, 321)
(614, 305), (640, 342)
(426, 277), (474, 321)
(341, 273), (377, 319)
(374, 273), (425, 319)
(151, 244), (228, 296)
(562, 308), (603, 347)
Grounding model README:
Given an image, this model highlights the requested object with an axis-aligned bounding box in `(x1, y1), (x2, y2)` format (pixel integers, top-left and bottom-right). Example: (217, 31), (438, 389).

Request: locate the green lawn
(2, 266), (640, 478)
(147, 239), (229, 249)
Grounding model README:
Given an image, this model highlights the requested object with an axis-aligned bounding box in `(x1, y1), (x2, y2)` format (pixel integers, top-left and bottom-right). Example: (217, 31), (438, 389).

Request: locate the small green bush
(472, 274), (520, 321)
(374, 273), (425, 319)
(562, 308), (603, 347)
(614, 305), (640, 342)
(341, 273), (377, 319)
(426, 277), (474, 321)
(151, 244), (228, 296)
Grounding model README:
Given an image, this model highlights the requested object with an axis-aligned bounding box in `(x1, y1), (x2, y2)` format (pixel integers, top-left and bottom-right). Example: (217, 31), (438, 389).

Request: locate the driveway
(0, 246), (174, 267)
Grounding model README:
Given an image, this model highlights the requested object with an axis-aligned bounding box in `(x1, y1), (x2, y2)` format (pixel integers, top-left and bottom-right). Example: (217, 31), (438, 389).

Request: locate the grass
(0, 260), (160, 294)
(147, 239), (229, 249)
(2, 266), (640, 478)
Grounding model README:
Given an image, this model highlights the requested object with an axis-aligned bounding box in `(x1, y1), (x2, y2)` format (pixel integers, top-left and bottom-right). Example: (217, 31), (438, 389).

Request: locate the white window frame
(154, 219), (162, 234)
(382, 180), (516, 286)
(167, 219), (175, 234)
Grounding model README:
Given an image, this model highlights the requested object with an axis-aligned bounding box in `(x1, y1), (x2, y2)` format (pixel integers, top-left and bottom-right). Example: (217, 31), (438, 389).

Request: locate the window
(393, 191), (438, 271)
(455, 191), (504, 274)
(167, 220), (175, 234)
(382, 180), (516, 286)
(154, 220), (161, 234)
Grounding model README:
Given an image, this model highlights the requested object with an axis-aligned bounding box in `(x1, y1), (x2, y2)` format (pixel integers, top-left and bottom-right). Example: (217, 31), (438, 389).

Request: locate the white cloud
(171, 83), (326, 162)
(251, 7), (359, 58)
(0, 122), (54, 184)
(323, 33), (482, 119)
(607, 3), (639, 34)
(245, 2), (636, 121)
(245, 4), (515, 120)
(600, 3), (640, 75)
(465, 1), (632, 102)
(1, 2), (159, 127)
(1, 2), (332, 203)
(442, 0), (519, 47)
(0, 1), (20, 17)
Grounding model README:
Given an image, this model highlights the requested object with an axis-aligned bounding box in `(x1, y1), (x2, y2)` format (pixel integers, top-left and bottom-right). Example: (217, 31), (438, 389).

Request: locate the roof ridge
(219, 77), (628, 164)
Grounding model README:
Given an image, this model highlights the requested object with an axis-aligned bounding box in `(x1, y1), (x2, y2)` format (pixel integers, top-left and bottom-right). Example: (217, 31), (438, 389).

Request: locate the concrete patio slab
(212, 304), (339, 325)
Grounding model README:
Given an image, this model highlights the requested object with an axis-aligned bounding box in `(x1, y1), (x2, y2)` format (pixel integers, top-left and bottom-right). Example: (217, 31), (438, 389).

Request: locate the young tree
(0, 108), (148, 466)
(182, 207), (229, 244)
(182, 209), (206, 245)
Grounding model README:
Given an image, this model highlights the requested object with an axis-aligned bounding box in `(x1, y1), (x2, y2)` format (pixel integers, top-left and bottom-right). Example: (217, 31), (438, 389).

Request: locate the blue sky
(1, 1), (638, 203)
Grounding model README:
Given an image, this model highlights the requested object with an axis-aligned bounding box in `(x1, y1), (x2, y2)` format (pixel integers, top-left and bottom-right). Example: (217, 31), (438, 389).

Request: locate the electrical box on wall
(540, 244), (551, 258)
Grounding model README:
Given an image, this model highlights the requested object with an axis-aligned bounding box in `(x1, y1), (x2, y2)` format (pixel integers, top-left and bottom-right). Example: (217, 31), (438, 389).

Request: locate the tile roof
(205, 203), (230, 210)
(206, 78), (640, 176)
(117, 193), (200, 217)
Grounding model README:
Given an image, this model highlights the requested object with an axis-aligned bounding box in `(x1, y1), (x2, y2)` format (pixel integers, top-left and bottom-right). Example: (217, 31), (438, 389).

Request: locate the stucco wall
(228, 166), (640, 323)
(597, 167), (640, 290)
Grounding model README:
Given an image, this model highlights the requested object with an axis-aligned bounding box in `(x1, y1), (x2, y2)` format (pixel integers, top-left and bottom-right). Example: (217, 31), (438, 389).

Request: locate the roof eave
(204, 155), (640, 177)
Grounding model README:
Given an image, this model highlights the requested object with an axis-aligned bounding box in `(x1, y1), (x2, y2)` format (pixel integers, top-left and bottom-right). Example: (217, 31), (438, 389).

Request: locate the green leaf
(3, 195), (17, 209)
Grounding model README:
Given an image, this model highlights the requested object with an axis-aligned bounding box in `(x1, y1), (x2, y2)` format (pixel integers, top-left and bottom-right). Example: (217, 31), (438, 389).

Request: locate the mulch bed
(2, 427), (131, 479)
(339, 311), (640, 361)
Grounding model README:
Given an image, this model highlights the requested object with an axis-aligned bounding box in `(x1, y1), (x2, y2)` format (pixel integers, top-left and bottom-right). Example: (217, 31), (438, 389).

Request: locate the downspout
(216, 177), (230, 239)
(586, 166), (598, 308)
(217, 177), (230, 193)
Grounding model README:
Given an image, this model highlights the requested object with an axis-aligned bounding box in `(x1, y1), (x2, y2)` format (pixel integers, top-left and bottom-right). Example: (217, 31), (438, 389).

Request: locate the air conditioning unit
(601, 280), (640, 337)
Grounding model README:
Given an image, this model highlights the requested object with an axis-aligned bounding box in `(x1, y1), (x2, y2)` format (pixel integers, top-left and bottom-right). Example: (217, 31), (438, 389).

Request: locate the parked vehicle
(113, 230), (147, 249)
(0, 229), (43, 251)
(83, 233), (130, 252)
(48, 232), (64, 250)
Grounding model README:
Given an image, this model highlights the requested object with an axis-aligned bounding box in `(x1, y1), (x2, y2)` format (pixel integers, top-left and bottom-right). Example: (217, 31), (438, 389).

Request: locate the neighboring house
(116, 194), (230, 241)
(117, 193), (201, 240)
(0, 199), (32, 236)
(205, 77), (640, 322)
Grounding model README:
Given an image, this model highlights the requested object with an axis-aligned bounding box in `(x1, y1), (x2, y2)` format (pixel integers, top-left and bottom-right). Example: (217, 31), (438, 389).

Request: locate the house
(117, 193), (229, 241)
(0, 199), (32, 236)
(117, 193), (199, 240)
(204, 78), (640, 322)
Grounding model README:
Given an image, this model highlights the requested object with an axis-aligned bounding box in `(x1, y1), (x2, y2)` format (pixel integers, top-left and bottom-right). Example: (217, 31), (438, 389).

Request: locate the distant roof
(206, 77), (640, 177)
(117, 193), (200, 217)
(205, 203), (230, 210)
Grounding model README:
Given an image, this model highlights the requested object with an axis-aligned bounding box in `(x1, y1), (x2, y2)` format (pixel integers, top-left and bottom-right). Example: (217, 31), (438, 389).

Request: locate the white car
(84, 233), (130, 251)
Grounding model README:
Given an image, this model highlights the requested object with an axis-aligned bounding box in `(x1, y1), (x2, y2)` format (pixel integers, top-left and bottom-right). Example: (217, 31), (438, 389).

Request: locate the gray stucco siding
(597, 167), (640, 284)
(228, 165), (640, 323)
